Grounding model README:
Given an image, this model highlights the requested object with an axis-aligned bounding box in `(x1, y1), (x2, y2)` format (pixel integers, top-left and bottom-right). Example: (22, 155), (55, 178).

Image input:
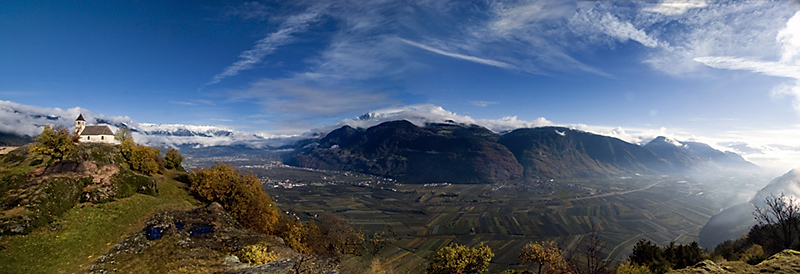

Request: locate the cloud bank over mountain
(2, 100), (798, 174)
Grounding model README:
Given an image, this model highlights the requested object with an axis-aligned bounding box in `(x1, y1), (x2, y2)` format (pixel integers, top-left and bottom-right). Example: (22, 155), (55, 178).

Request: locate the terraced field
(249, 166), (741, 273)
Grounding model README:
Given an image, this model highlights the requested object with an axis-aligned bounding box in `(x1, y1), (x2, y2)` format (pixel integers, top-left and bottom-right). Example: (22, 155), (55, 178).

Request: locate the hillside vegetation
(0, 128), (371, 273)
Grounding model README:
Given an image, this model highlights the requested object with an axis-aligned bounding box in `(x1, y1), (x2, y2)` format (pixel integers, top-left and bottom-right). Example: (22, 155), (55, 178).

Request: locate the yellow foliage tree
(188, 163), (281, 235)
(519, 241), (572, 274)
(281, 220), (317, 254)
(29, 125), (77, 160)
(428, 242), (494, 274)
(129, 144), (160, 175)
(164, 148), (183, 170)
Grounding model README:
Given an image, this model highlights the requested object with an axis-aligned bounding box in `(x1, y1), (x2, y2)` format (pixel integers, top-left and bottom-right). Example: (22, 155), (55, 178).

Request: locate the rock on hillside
(671, 249), (800, 273)
(287, 121), (523, 184)
(0, 144), (157, 235)
(87, 202), (337, 274)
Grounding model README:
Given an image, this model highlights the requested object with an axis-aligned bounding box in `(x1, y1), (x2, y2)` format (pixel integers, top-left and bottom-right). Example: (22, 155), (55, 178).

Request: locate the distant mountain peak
(649, 136), (684, 147)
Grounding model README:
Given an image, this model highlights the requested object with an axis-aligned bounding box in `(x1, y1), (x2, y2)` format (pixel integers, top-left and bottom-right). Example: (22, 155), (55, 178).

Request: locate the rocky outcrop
(0, 159), (157, 235)
(87, 203), (338, 274)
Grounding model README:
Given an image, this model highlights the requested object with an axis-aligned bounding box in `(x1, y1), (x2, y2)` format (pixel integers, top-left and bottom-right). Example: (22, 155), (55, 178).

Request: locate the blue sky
(2, 0), (800, 172)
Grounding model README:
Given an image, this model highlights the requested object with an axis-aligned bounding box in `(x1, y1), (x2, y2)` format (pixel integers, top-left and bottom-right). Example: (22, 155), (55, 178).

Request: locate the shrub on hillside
(29, 125), (77, 161)
(236, 244), (279, 265)
(164, 148), (184, 171)
(188, 163), (280, 235)
(120, 139), (163, 175)
(629, 239), (704, 273)
(310, 213), (364, 257)
(615, 262), (652, 274)
(428, 242), (494, 274)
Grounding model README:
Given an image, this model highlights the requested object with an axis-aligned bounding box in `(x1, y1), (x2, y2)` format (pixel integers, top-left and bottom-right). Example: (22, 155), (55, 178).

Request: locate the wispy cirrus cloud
(643, 0), (708, 16)
(570, 8), (666, 49)
(400, 39), (515, 70)
(470, 100), (499, 107)
(206, 4), (327, 86)
(230, 78), (397, 123)
(224, 2), (271, 20)
(694, 10), (800, 113)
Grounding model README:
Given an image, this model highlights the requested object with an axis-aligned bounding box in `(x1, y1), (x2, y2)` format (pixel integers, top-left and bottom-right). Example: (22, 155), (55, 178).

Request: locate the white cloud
(694, 10), (800, 113)
(230, 78), (397, 122)
(400, 39), (516, 70)
(225, 2), (271, 20)
(643, 0), (708, 16)
(643, 2), (793, 76)
(694, 56), (800, 79)
(207, 5), (326, 85)
(778, 10), (800, 65)
(571, 8), (665, 48)
(320, 104), (552, 134)
(0, 100), (86, 136)
(469, 100), (498, 107)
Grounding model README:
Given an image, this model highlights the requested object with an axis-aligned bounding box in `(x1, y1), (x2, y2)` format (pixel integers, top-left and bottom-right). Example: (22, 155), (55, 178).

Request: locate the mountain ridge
(286, 121), (758, 183)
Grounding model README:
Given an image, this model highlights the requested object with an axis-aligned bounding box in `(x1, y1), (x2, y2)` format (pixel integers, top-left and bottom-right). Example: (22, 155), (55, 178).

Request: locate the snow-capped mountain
(0, 100), (300, 148)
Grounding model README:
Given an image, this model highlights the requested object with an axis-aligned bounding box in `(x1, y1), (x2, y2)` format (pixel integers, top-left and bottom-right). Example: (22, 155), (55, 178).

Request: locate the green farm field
(247, 166), (756, 273)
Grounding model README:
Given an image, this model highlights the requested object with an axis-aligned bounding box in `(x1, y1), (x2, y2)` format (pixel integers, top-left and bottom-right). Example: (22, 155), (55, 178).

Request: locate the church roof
(81, 125), (114, 136)
(76, 114), (85, 121)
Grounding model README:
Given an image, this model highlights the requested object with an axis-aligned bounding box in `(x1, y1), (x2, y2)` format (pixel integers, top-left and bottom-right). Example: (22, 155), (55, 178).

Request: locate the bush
(120, 140), (163, 175)
(236, 244), (279, 265)
(29, 125), (77, 161)
(188, 163), (280, 235)
(428, 242), (494, 274)
(615, 262), (652, 274)
(164, 148), (184, 171)
(311, 213), (364, 257)
(741, 244), (766, 265)
(279, 220), (317, 254)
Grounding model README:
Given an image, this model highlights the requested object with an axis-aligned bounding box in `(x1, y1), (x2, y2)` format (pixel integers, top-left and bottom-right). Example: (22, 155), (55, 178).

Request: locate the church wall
(81, 134), (115, 144)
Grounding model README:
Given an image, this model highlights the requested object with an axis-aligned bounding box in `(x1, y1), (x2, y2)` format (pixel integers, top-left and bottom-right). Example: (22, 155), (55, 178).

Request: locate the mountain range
(286, 120), (758, 183)
(0, 101), (759, 182)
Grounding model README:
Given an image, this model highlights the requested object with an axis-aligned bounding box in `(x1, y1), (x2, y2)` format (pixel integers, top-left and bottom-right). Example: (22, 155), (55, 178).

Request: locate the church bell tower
(75, 114), (86, 135)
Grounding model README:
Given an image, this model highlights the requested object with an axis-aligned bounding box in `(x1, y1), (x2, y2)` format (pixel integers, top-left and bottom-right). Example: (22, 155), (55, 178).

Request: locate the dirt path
(0, 146), (18, 155)
(564, 180), (664, 202)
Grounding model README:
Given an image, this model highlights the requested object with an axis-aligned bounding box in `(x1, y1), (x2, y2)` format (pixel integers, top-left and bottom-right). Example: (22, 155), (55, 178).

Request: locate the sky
(2, 0), (800, 174)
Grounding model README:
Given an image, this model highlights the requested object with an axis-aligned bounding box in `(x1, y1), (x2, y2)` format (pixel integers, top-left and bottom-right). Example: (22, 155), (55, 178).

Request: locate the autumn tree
(519, 241), (571, 274)
(280, 220), (318, 254)
(164, 148), (184, 170)
(29, 125), (77, 160)
(129, 144), (161, 175)
(114, 127), (133, 142)
(188, 163), (281, 235)
(428, 242), (494, 274)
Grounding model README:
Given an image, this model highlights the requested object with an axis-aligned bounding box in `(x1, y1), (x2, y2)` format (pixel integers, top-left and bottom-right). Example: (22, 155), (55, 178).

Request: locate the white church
(75, 114), (115, 144)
